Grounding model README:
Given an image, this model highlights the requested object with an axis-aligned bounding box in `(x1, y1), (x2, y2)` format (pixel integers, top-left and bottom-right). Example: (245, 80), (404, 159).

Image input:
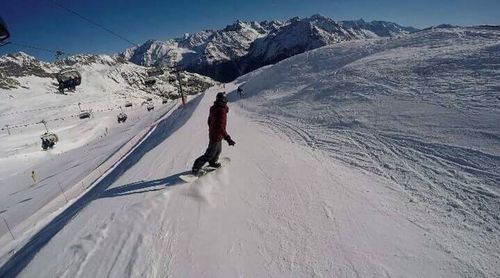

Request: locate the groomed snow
(0, 87), (471, 277)
(0, 58), (180, 268)
(0, 26), (498, 277)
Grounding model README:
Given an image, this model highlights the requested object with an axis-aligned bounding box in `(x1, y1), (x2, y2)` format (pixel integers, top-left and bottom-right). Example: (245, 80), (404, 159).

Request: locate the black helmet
(216, 92), (227, 102)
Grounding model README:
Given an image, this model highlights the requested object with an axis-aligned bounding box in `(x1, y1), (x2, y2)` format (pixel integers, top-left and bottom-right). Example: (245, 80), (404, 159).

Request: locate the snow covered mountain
(122, 14), (418, 81)
(240, 16), (417, 75)
(122, 20), (282, 68)
(0, 52), (56, 89)
(0, 52), (216, 96)
(339, 18), (419, 37)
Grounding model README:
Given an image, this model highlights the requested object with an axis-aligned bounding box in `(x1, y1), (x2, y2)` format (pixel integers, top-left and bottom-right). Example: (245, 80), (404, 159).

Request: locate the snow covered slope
(238, 25), (500, 274)
(0, 52), (215, 263)
(122, 15), (417, 81)
(0, 26), (498, 277)
(0, 52), (215, 174)
(0, 87), (475, 277)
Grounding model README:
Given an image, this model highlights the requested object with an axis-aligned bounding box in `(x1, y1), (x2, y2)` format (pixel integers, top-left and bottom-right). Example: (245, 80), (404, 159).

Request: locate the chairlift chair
(146, 103), (154, 111)
(79, 110), (91, 119)
(57, 68), (82, 93)
(41, 132), (58, 150)
(147, 68), (164, 77)
(117, 112), (127, 123)
(144, 78), (156, 87)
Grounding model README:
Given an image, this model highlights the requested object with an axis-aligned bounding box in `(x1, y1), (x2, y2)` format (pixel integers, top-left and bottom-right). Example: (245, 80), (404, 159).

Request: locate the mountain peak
(223, 19), (249, 32)
(309, 14), (327, 20)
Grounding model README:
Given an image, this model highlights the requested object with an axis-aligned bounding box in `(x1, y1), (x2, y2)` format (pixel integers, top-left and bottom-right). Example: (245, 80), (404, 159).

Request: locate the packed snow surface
(0, 57), (180, 271)
(0, 26), (499, 277)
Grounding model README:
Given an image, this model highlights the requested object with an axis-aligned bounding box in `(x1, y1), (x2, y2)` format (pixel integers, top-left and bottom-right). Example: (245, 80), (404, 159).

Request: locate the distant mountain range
(121, 14), (419, 82)
(0, 52), (215, 95)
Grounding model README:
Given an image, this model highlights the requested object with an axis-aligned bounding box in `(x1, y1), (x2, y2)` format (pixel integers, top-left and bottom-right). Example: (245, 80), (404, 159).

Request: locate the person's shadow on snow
(100, 171), (191, 198)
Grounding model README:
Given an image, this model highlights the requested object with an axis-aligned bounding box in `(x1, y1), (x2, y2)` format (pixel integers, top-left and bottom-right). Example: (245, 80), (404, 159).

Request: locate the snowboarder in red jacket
(192, 92), (235, 174)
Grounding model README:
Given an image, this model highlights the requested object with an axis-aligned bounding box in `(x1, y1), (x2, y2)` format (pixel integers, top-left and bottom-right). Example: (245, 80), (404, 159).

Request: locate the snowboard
(179, 157), (231, 183)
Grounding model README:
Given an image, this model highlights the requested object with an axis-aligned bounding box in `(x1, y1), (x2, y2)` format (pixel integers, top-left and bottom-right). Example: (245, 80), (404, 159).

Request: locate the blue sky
(1, 0), (499, 61)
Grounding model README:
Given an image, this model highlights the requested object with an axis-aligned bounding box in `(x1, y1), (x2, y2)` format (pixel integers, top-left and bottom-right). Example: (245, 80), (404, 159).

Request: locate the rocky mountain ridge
(121, 14), (418, 81)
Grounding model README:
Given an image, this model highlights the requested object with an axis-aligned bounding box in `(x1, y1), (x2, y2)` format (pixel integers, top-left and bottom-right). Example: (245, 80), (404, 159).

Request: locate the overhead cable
(47, 0), (138, 47)
(9, 41), (70, 55)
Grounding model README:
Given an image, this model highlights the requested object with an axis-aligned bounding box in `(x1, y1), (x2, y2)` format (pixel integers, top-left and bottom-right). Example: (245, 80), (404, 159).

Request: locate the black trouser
(192, 140), (222, 170)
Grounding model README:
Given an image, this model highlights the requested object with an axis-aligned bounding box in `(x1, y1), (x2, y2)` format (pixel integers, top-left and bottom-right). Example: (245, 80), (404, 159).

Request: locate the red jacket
(208, 100), (229, 142)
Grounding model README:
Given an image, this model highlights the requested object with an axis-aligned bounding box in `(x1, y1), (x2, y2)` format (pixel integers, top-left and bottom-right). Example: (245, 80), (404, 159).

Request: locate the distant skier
(237, 86), (243, 98)
(31, 170), (36, 184)
(192, 92), (235, 174)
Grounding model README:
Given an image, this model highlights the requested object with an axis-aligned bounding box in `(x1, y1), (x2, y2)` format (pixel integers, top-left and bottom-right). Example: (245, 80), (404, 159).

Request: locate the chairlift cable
(9, 41), (71, 55)
(46, 0), (138, 47)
